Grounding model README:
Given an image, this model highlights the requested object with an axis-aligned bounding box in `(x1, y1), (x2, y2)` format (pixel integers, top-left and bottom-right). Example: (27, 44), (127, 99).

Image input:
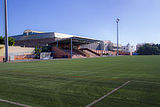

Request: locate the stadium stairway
(73, 48), (90, 57)
(80, 48), (100, 57)
(52, 47), (88, 58)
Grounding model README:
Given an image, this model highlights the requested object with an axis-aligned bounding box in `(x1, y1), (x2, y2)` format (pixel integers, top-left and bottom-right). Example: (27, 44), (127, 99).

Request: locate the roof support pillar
(56, 40), (58, 48)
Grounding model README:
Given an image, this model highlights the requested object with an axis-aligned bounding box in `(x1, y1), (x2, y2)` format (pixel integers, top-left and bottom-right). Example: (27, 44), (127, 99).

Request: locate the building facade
(122, 43), (135, 53)
(103, 40), (122, 51)
(11, 30), (73, 47)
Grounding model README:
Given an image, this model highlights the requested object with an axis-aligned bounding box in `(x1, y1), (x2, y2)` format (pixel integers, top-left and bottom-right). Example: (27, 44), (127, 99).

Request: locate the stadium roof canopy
(51, 36), (102, 45)
(11, 30), (102, 45)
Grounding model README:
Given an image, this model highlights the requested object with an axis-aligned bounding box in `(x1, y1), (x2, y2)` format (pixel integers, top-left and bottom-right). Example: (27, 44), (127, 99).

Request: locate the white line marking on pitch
(0, 99), (32, 107)
(133, 80), (160, 85)
(86, 81), (130, 107)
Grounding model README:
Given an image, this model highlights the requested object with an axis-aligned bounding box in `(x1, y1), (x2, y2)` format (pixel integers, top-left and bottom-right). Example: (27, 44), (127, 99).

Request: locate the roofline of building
(10, 30), (101, 42)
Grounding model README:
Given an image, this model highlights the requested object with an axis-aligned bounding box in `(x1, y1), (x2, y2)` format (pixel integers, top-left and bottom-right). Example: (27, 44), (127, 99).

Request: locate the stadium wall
(0, 45), (35, 62)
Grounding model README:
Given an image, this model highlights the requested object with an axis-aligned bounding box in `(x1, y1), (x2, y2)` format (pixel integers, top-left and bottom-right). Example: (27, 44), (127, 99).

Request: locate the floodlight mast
(116, 18), (120, 56)
(4, 0), (9, 62)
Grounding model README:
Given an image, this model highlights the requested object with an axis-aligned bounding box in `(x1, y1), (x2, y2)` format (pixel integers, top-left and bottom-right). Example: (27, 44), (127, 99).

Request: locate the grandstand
(50, 37), (102, 58)
(11, 30), (104, 59)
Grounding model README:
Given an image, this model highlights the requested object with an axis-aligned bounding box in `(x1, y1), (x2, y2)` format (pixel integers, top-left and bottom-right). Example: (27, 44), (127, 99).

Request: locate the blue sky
(0, 0), (160, 45)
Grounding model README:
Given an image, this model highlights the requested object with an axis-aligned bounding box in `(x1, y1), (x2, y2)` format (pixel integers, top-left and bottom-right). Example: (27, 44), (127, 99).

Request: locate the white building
(103, 40), (112, 51)
(122, 43), (135, 53)
(103, 40), (122, 51)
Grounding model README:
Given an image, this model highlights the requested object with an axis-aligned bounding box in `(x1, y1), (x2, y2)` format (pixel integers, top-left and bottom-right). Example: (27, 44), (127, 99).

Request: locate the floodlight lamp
(116, 18), (120, 23)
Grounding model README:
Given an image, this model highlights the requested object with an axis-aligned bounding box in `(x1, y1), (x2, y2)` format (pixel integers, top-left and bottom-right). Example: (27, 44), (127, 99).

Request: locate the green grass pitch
(0, 56), (160, 107)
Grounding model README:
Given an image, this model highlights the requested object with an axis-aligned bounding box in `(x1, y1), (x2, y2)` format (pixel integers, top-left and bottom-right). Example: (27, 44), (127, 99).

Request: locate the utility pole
(116, 18), (120, 56)
(70, 37), (72, 59)
(4, 0), (9, 62)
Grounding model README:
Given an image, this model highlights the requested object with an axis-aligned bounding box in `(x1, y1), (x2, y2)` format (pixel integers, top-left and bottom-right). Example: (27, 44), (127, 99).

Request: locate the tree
(8, 37), (15, 46)
(0, 36), (4, 44)
(137, 44), (160, 55)
(0, 36), (15, 46)
(34, 47), (41, 59)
